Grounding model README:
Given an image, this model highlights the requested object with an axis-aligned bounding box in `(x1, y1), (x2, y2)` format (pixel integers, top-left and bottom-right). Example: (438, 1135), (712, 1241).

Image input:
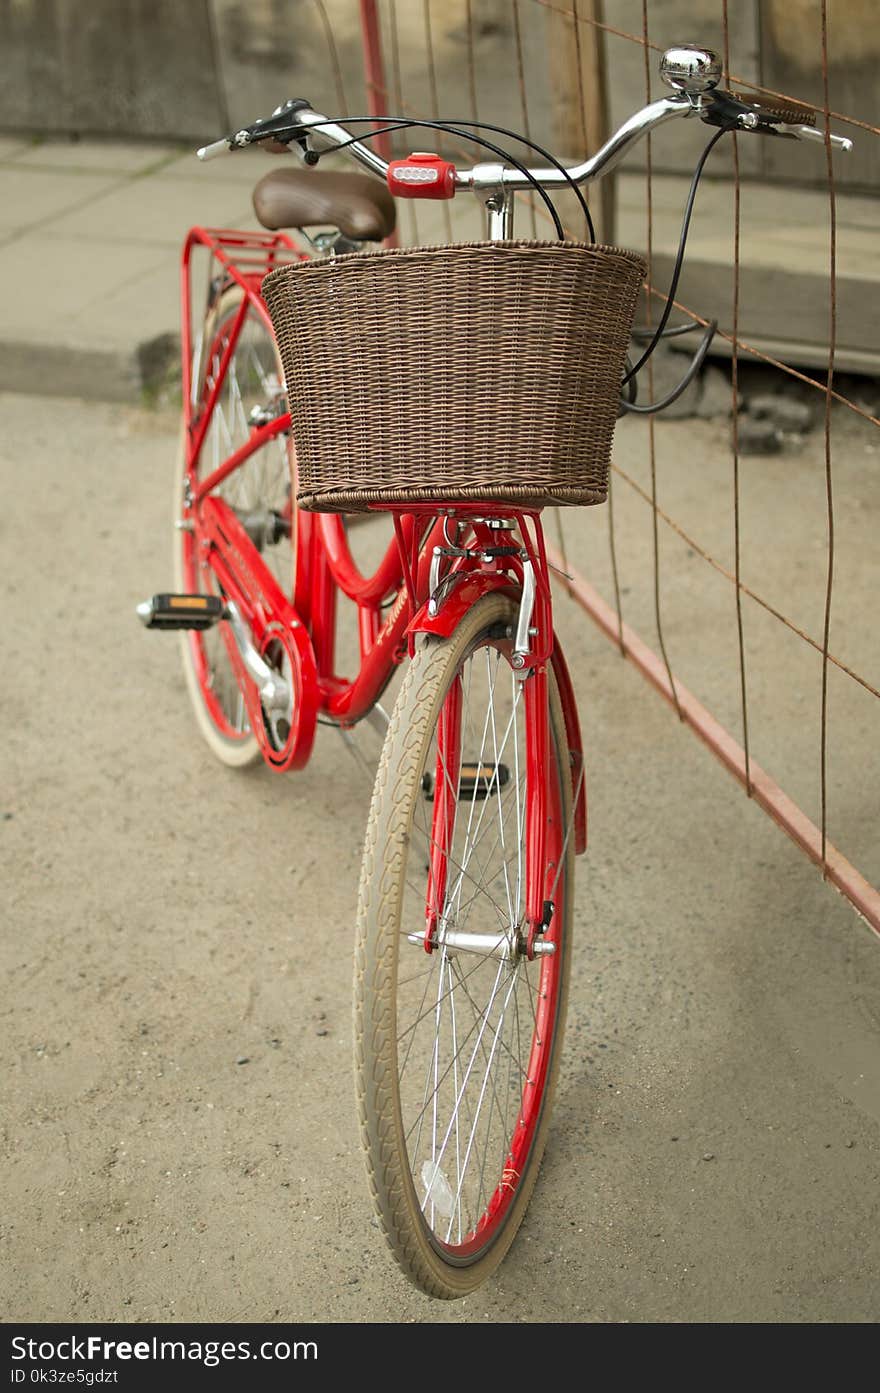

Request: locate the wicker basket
(262, 239), (646, 513)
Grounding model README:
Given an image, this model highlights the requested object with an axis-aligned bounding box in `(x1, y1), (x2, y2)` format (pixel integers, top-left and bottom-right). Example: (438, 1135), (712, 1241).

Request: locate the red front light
(387, 152), (456, 200)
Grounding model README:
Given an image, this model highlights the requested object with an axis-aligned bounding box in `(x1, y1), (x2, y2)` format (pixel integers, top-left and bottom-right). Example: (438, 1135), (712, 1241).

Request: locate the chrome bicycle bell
(660, 46), (722, 96)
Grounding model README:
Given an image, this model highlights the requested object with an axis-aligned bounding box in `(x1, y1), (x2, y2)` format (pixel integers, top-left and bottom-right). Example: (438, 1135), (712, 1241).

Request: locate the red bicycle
(138, 46), (846, 1297)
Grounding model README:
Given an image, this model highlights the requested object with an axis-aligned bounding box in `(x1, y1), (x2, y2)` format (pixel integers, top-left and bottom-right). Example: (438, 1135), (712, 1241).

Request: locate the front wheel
(354, 593), (573, 1298)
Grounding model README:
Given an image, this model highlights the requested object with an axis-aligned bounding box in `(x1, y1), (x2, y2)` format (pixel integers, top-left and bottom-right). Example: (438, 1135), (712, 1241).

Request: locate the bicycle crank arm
(407, 928), (556, 959)
(193, 495), (319, 771)
(225, 601), (291, 711)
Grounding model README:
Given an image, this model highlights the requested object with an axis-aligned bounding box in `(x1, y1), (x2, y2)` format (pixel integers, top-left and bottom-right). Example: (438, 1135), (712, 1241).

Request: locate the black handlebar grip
(244, 98), (313, 143)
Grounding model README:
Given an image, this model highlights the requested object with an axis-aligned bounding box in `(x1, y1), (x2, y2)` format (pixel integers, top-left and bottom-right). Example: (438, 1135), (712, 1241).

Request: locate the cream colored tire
(354, 593), (574, 1298)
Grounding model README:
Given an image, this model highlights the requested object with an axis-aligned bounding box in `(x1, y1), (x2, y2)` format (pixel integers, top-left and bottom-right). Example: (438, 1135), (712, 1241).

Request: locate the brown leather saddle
(252, 166), (396, 242)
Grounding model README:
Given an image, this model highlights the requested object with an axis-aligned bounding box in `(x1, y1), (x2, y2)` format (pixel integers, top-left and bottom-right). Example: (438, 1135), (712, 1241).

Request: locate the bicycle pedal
(422, 762), (511, 801)
(459, 761), (510, 799)
(136, 593), (226, 631)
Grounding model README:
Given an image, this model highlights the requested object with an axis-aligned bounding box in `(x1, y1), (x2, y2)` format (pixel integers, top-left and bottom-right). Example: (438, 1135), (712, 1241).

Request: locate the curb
(0, 331), (180, 404)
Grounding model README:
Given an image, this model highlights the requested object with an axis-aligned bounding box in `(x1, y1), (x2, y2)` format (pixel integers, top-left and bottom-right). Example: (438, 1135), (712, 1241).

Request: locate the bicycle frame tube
(525, 664), (550, 947)
(187, 291), (249, 469)
(194, 412), (291, 504)
(316, 515), (445, 723)
(397, 509), (580, 943)
(182, 228), (304, 495)
(420, 596), (551, 952)
(181, 226), (304, 429)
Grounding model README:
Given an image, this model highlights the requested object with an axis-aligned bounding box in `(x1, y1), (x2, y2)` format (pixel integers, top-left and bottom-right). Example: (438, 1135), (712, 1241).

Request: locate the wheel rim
(396, 632), (566, 1262)
(179, 296), (292, 743)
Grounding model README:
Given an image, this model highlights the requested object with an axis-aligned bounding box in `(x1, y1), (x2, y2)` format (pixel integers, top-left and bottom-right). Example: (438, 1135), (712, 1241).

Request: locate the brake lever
(699, 89), (777, 133)
(700, 89), (852, 151)
(788, 125), (853, 152)
(197, 97), (314, 160)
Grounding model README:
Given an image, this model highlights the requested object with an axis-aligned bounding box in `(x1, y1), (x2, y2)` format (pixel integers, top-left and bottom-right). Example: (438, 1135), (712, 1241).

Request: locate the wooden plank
(543, 0), (615, 243)
(645, 253), (879, 372)
(760, 0), (879, 193)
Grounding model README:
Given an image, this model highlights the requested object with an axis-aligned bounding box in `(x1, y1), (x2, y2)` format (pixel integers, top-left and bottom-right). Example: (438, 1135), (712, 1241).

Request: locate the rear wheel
(355, 593), (573, 1297)
(174, 286), (293, 766)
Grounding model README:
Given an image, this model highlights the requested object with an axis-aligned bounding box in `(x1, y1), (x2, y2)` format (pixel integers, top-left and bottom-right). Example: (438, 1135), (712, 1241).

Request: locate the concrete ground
(1, 391), (878, 1324)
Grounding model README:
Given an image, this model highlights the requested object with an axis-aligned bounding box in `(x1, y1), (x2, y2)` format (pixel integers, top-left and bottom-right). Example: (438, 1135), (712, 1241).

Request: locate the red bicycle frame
(180, 228), (586, 934)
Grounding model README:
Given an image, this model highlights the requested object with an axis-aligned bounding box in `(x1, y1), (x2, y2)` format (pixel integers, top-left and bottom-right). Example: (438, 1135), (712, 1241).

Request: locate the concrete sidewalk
(0, 134), (270, 401)
(0, 133), (876, 402)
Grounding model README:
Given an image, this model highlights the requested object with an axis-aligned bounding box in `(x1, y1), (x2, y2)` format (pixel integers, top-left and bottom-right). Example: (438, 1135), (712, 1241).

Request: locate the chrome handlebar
(196, 44), (852, 180)
(198, 92), (703, 185)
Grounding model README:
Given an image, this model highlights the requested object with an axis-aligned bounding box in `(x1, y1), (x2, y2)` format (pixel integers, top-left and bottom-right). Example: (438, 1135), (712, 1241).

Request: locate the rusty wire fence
(305, 0), (878, 933)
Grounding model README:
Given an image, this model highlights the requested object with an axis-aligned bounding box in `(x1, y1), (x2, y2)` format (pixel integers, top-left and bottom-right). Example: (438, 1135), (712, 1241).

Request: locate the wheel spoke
(447, 675), (523, 924)
(438, 962), (522, 1241)
(411, 789), (515, 931)
(447, 956), (530, 1087)
(398, 952), (495, 1050)
(418, 955), (507, 1210)
(404, 1001), (486, 1148)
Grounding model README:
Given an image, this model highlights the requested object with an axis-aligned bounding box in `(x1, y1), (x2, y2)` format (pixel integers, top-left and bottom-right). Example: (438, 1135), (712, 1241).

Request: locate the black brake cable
(619, 353), (638, 411)
(259, 110), (729, 411)
(618, 315), (718, 414)
(280, 115), (727, 415)
(621, 126), (727, 386)
(631, 320), (702, 341)
(265, 115), (568, 239)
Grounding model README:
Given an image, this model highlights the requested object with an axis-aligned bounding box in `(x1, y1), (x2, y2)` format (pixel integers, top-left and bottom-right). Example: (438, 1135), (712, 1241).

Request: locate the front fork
(412, 512), (574, 960)
(524, 664), (554, 960)
(424, 673), (463, 951)
(421, 651), (557, 961)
